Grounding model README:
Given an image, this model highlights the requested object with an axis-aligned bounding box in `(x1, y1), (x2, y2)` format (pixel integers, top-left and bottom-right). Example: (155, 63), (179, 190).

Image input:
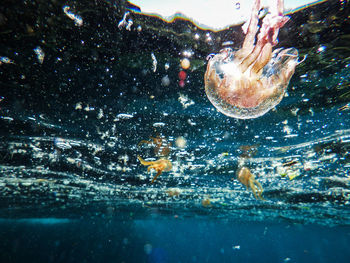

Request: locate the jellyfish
(138, 155), (172, 184)
(237, 166), (264, 200)
(205, 0), (304, 119)
(138, 135), (171, 157)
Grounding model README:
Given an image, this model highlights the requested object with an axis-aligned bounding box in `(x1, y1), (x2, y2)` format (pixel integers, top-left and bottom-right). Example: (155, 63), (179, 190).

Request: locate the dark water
(1, 0), (350, 262)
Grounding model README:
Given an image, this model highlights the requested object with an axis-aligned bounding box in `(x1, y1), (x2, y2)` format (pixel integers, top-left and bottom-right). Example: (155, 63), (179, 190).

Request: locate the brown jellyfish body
(237, 166), (264, 200)
(205, 0), (302, 119)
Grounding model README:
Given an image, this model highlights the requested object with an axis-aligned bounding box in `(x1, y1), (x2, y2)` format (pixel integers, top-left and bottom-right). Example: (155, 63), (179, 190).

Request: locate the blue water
(1, 0), (350, 262)
(1, 217), (350, 263)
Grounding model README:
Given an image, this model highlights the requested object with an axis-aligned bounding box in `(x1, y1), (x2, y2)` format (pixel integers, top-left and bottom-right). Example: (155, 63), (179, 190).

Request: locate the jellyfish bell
(204, 0), (302, 119)
(205, 46), (300, 119)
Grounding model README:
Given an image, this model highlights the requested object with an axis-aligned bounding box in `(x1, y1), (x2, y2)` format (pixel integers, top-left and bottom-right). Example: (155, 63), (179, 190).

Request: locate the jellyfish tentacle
(276, 0), (284, 16)
(138, 140), (152, 147)
(250, 178), (264, 200)
(239, 37), (268, 73)
(277, 53), (298, 60)
(241, 7), (289, 74)
(151, 171), (162, 184)
(264, 14), (289, 45)
(249, 179), (258, 199)
(238, 167), (264, 200)
(254, 180), (264, 200)
(206, 54), (216, 61)
(297, 54), (308, 65)
(138, 155), (153, 165)
(235, 0), (260, 61)
(138, 155), (172, 183)
(251, 42), (273, 75)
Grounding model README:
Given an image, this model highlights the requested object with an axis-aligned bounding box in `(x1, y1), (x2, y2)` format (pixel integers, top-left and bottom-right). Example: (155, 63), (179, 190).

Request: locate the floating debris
(187, 119), (196, 126)
(220, 152), (229, 158)
(153, 122), (165, 127)
(239, 144), (259, 158)
(284, 134), (298, 138)
(303, 161), (318, 171)
(178, 93), (195, 109)
(161, 75), (170, 86)
(164, 62), (170, 70)
(175, 136), (187, 149)
(75, 102), (83, 110)
(283, 125), (293, 135)
(178, 70), (186, 81)
(291, 107), (300, 116)
(118, 154), (129, 165)
(0, 116), (14, 121)
(54, 137), (72, 150)
(338, 103), (350, 111)
(222, 41), (234, 46)
(0, 56), (15, 65)
(282, 159), (299, 167)
(97, 108), (104, 119)
(202, 197), (212, 207)
(288, 172), (300, 180)
(118, 12), (133, 31)
(166, 188), (181, 197)
(118, 12), (129, 28)
(114, 113), (134, 121)
(180, 58), (190, 70)
(84, 105), (95, 111)
(63, 6), (83, 26)
(125, 20), (133, 30)
(151, 52), (157, 72)
(34, 46), (45, 64)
